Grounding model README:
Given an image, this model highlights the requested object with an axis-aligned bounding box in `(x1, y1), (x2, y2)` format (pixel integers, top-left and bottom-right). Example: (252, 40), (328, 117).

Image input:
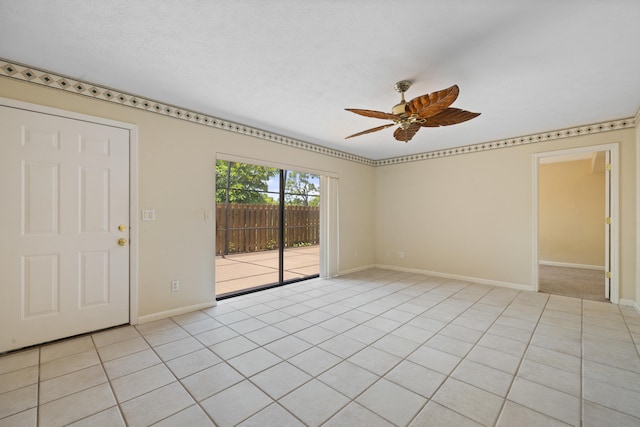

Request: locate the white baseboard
(619, 299), (640, 314)
(373, 264), (534, 292)
(135, 275), (636, 323)
(539, 260), (605, 271)
(137, 301), (218, 324)
(338, 264), (377, 276)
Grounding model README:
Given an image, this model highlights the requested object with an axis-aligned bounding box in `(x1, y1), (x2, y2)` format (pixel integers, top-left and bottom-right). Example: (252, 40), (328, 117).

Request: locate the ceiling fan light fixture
(399, 120), (411, 130)
(391, 102), (407, 116)
(345, 81), (480, 142)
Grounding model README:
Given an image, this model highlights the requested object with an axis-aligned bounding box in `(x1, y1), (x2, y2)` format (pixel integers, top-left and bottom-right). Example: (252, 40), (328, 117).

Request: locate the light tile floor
(1, 268), (640, 426)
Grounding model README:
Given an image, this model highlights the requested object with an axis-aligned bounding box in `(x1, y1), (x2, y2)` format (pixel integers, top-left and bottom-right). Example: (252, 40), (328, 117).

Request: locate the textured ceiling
(1, 0), (639, 161)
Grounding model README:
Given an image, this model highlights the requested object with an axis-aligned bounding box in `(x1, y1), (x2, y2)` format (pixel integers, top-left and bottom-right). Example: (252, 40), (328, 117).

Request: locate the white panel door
(0, 106), (130, 352)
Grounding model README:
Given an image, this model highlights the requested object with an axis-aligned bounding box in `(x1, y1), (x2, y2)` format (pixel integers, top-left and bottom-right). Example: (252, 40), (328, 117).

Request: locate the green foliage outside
(284, 171), (320, 207)
(216, 161), (320, 206)
(215, 160), (278, 204)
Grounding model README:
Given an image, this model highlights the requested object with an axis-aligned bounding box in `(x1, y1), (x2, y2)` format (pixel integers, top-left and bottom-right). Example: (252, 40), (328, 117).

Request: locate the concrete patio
(215, 245), (320, 296)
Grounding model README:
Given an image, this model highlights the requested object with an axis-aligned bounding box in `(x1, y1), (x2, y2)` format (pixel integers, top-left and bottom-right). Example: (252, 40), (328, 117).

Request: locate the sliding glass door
(215, 160), (320, 297)
(283, 171), (320, 284)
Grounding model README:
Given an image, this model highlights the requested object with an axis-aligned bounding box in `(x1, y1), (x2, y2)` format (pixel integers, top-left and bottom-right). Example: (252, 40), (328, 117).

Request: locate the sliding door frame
(215, 153), (339, 297)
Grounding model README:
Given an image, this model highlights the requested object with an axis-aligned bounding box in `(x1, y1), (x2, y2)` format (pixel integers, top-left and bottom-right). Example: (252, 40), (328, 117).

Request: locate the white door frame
(532, 142), (619, 303)
(0, 96), (140, 324)
(320, 175), (339, 278)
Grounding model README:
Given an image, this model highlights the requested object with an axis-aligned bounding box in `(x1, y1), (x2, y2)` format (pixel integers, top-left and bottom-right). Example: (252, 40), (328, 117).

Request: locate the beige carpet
(538, 265), (607, 302)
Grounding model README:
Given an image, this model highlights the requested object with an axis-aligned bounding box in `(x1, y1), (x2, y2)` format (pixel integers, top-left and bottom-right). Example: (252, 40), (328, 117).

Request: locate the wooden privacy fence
(216, 203), (320, 255)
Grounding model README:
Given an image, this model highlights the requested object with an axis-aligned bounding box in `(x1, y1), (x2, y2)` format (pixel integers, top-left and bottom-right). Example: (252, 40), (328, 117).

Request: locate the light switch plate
(142, 209), (156, 221)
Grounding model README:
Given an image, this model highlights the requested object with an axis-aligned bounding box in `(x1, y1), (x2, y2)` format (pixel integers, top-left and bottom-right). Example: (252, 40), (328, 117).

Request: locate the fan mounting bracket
(394, 80), (412, 94)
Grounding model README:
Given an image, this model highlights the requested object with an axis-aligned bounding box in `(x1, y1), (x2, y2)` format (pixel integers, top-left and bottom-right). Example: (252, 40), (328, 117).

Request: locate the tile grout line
(197, 284), (400, 426)
(36, 347), (40, 427)
(323, 279), (564, 425)
(36, 336), (124, 426)
(0, 280), (510, 422)
(502, 296), (583, 427)
(316, 279), (447, 426)
(404, 286), (527, 427)
(318, 279), (519, 426)
(229, 284), (632, 426)
(314, 276), (460, 426)
(213, 275), (454, 426)
(4, 271), (640, 426)
(494, 293), (549, 425)
(149, 311), (311, 426)
(230, 277), (418, 426)
(619, 304), (640, 359)
(136, 316), (223, 426)
(580, 303), (640, 423)
(88, 334), (125, 426)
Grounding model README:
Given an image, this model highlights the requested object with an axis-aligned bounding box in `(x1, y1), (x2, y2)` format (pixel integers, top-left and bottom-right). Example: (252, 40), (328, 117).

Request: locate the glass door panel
(215, 160), (280, 296)
(215, 162), (320, 298)
(283, 171), (320, 282)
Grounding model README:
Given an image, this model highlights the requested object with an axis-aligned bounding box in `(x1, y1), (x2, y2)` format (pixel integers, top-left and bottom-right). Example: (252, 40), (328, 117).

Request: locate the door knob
(118, 238), (128, 246)
(118, 225), (127, 232)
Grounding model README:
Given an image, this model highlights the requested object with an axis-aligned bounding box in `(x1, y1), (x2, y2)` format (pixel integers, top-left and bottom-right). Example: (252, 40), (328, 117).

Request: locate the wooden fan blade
(420, 108), (481, 127)
(393, 123), (421, 142)
(345, 108), (398, 121)
(406, 85), (460, 119)
(345, 123), (395, 139)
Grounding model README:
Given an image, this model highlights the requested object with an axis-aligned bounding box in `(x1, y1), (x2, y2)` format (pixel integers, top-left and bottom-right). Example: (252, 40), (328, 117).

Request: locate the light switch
(142, 209), (156, 221)
(204, 209), (213, 222)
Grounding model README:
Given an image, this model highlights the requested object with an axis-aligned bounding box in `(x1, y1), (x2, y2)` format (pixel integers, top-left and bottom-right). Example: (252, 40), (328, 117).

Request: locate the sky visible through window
(266, 172), (320, 203)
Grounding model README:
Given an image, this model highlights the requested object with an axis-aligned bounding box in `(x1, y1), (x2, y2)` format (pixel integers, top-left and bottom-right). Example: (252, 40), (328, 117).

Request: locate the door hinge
(605, 217), (612, 225)
(605, 271), (612, 279)
(605, 163), (612, 171)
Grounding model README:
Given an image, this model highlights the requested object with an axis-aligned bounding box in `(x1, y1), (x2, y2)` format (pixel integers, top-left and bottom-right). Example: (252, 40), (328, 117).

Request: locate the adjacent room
(537, 151), (609, 302)
(1, 1), (639, 426)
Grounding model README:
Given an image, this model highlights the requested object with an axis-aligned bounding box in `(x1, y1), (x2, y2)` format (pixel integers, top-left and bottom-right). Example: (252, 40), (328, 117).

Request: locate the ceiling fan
(345, 81), (480, 142)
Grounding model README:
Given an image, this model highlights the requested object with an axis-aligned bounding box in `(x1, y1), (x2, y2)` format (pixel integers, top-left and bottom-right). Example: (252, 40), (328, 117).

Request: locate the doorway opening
(533, 144), (619, 303)
(215, 160), (320, 298)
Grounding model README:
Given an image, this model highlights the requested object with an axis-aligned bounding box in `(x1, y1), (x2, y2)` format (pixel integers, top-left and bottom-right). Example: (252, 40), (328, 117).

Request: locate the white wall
(538, 158), (605, 267)
(375, 129), (637, 302)
(375, 146), (533, 288)
(0, 77), (376, 319)
(2, 74), (638, 316)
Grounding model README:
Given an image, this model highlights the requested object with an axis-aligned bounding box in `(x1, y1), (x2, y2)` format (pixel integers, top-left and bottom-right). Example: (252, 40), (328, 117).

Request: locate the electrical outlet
(171, 280), (180, 292)
(397, 251), (404, 259)
(386, 250), (391, 257)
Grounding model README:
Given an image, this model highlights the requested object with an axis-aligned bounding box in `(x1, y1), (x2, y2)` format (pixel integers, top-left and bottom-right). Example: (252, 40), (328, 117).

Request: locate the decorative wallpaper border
(0, 59), (375, 166)
(0, 58), (635, 167)
(376, 117), (635, 166)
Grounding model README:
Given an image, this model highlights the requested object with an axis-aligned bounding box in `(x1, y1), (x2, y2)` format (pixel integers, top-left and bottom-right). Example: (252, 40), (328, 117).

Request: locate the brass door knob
(118, 238), (128, 246)
(118, 225), (128, 232)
